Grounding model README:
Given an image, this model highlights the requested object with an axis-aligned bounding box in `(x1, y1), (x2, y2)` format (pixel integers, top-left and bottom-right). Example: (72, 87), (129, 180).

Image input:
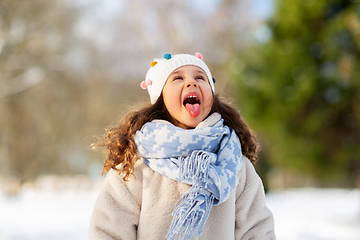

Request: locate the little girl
(89, 53), (275, 240)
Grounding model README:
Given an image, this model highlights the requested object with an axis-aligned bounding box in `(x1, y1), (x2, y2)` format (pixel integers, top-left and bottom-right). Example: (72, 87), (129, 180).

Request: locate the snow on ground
(0, 189), (98, 240)
(266, 188), (360, 240)
(0, 187), (359, 240)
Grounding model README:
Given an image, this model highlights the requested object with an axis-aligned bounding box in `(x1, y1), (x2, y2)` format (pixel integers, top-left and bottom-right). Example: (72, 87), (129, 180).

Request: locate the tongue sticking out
(185, 103), (200, 118)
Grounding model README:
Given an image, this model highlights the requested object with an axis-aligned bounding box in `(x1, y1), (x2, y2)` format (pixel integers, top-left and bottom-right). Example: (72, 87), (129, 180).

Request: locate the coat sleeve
(88, 170), (141, 240)
(235, 158), (276, 239)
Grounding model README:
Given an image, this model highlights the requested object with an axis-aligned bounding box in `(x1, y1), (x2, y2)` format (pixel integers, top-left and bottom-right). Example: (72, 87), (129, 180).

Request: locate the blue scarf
(134, 113), (243, 240)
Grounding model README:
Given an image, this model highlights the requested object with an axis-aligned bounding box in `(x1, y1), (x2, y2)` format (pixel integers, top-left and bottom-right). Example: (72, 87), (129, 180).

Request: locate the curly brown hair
(95, 94), (259, 180)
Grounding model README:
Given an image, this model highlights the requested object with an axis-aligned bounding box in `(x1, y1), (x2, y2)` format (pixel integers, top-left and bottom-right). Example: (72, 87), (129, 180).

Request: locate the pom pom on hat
(195, 52), (203, 60)
(140, 79), (153, 89)
(145, 79), (152, 86)
(140, 81), (147, 89)
(164, 53), (172, 60)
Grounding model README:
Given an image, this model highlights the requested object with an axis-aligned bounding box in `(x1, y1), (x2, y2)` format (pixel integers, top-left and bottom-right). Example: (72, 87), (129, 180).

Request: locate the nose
(185, 79), (198, 88)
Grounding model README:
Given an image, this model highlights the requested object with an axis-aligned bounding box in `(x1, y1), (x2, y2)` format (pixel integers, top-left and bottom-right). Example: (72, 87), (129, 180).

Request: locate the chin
(178, 122), (197, 129)
(183, 119), (204, 129)
(172, 119), (199, 129)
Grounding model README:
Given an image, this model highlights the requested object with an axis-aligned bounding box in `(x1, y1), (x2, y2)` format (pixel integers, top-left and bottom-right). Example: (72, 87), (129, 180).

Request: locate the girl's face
(162, 65), (213, 129)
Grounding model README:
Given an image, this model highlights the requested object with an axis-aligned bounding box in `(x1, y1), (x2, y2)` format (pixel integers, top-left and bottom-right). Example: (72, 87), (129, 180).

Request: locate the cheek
(162, 90), (180, 116)
(202, 87), (214, 107)
(202, 94), (213, 114)
(163, 95), (173, 112)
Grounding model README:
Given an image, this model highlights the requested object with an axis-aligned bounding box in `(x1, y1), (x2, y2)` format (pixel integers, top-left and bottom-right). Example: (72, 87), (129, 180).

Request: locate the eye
(195, 75), (205, 81)
(173, 75), (183, 81)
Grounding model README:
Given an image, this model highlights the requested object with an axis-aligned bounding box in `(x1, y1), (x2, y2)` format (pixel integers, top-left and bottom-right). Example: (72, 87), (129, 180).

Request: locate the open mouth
(183, 94), (201, 106)
(183, 92), (201, 118)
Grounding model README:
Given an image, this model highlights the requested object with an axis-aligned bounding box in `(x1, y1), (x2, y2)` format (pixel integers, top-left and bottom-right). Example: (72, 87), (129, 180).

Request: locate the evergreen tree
(231, 0), (360, 187)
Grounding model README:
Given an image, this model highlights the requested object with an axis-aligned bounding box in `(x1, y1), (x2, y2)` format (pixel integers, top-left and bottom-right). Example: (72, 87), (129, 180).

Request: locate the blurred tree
(0, 0), (142, 183)
(0, 0), (269, 186)
(0, 0), (84, 182)
(89, 0), (257, 90)
(231, 0), (360, 188)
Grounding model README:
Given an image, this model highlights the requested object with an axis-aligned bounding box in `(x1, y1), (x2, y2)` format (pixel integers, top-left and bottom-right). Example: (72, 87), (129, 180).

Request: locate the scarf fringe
(180, 150), (210, 184)
(166, 186), (214, 240)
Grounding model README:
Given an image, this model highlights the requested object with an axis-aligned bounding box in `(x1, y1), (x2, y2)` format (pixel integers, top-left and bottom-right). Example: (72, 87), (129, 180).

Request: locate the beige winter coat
(88, 156), (275, 240)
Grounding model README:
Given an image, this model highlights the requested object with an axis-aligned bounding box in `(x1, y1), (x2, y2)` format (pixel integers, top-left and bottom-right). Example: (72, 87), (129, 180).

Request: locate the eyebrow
(194, 70), (206, 74)
(171, 70), (182, 75)
(171, 69), (206, 75)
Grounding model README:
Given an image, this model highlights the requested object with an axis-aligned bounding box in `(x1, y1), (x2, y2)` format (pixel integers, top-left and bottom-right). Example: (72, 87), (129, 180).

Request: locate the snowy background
(1, 183), (359, 240)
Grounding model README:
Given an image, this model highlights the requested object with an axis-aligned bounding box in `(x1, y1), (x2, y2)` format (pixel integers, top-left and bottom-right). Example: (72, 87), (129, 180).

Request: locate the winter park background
(1, 0), (360, 239)
(0, 181), (360, 240)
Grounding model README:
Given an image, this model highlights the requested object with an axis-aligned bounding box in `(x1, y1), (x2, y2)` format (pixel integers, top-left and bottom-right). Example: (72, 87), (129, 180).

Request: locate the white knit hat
(141, 52), (215, 104)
